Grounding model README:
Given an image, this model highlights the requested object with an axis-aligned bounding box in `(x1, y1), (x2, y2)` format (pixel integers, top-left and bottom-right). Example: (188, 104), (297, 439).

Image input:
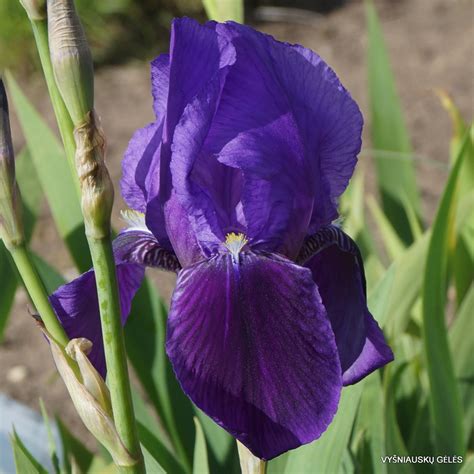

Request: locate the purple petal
(170, 73), (233, 255)
(151, 54), (170, 120)
(49, 229), (177, 376)
(301, 228), (393, 385)
(120, 53), (170, 214)
(50, 263), (143, 377)
(166, 252), (342, 459)
(113, 229), (181, 271)
(145, 18), (236, 264)
(207, 22), (363, 255)
(121, 121), (163, 214)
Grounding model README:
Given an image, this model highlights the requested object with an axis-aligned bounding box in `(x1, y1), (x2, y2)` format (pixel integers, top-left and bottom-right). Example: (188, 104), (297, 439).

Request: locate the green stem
(9, 244), (69, 347)
(87, 237), (144, 474)
(30, 19), (81, 199)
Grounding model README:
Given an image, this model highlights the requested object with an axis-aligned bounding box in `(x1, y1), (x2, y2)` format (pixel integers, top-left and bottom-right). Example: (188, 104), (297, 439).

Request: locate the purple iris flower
(49, 18), (393, 460)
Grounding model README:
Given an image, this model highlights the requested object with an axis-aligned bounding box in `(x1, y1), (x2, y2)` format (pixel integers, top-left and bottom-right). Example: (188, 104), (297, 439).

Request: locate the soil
(1, 0), (473, 454)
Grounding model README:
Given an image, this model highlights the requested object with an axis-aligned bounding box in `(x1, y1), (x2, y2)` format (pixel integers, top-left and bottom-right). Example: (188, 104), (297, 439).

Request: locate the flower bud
(19, 0), (46, 20)
(66, 338), (113, 416)
(43, 329), (137, 467)
(47, 0), (94, 125)
(237, 441), (266, 474)
(74, 112), (114, 239)
(0, 79), (24, 249)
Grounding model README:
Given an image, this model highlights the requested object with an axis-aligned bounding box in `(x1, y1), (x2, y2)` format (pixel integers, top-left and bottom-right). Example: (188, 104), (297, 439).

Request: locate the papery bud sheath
(19, 0), (46, 20)
(47, 0), (94, 125)
(0, 79), (24, 249)
(74, 112), (114, 239)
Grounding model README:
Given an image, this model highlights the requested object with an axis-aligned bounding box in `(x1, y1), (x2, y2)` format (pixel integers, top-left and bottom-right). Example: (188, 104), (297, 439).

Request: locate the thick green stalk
(9, 244), (69, 347)
(29, 19), (80, 198)
(87, 237), (144, 474)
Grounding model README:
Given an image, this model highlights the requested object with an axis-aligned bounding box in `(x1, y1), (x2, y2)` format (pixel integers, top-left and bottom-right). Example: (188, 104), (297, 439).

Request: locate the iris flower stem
(87, 237), (144, 474)
(29, 19), (81, 199)
(9, 244), (69, 348)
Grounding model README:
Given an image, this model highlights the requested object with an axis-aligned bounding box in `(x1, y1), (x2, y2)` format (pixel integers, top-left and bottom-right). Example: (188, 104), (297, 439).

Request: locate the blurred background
(0, 0), (473, 462)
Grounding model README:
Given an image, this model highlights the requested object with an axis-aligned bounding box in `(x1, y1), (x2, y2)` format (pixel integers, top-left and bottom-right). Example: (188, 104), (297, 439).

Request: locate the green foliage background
(1, 0), (204, 71)
(2, 1), (473, 473)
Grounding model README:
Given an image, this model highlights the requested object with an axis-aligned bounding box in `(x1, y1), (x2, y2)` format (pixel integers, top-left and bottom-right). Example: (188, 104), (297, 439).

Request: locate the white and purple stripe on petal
(296, 225), (360, 265)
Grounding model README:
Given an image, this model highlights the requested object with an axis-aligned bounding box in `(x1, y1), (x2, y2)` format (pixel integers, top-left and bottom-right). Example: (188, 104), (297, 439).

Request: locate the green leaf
(132, 385), (186, 474)
(367, 194), (405, 261)
(39, 400), (61, 474)
(142, 444), (166, 474)
(193, 417), (210, 474)
(56, 417), (94, 474)
(16, 148), (43, 241)
(0, 243), (17, 340)
(401, 193), (423, 241)
(125, 279), (194, 472)
(138, 422), (186, 474)
(132, 388), (174, 454)
(376, 231), (430, 336)
(422, 129), (471, 464)
(384, 365), (414, 474)
(354, 374), (387, 474)
(202, 0), (244, 22)
(10, 429), (48, 474)
(366, 1), (421, 244)
(436, 94), (474, 308)
(5, 73), (91, 273)
(460, 455), (474, 474)
(275, 383), (364, 474)
(449, 284), (474, 448)
(195, 410), (236, 472)
(31, 253), (66, 293)
(0, 148), (43, 340)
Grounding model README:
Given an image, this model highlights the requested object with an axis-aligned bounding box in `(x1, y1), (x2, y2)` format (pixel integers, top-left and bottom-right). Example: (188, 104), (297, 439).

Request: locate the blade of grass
(421, 129), (471, 464)
(383, 365), (414, 474)
(279, 383), (365, 474)
(195, 410), (235, 472)
(366, 0), (421, 244)
(11, 429), (48, 474)
(56, 417), (94, 474)
(354, 373), (387, 474)
(5, 73), (91, 273)
(449, 284), (474, 449)
(370, 231), (430, 336)
(39, 400), (61, 474)
(436, 92), (474, 308)
(0, 148), (43, 340)
(125, 280), (194, 472)
(0, 244), (17, 339)
(193, 417), (210, 474)
(367, 194), (405, 261)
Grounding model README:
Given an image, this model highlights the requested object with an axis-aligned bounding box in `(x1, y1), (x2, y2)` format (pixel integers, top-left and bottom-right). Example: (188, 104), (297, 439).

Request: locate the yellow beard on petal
(223, 232), (248, 260)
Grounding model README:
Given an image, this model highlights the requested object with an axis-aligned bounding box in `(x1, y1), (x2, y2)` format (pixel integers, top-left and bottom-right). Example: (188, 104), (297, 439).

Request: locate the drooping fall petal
(166, 251), (342, 459)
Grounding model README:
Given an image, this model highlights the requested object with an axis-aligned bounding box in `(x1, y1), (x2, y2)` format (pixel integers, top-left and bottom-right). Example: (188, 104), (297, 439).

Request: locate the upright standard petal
(145, 18), (236, 264)
(166, 251), (342, 459)
(50, 226), (180, 376)
(120, 54), (171, 244)
(205, 22), (363, 255)
(298, 226), (394, 385)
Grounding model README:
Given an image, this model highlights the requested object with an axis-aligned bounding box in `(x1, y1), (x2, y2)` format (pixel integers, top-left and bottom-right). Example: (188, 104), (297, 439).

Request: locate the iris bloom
(50, 19), (393, 460)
